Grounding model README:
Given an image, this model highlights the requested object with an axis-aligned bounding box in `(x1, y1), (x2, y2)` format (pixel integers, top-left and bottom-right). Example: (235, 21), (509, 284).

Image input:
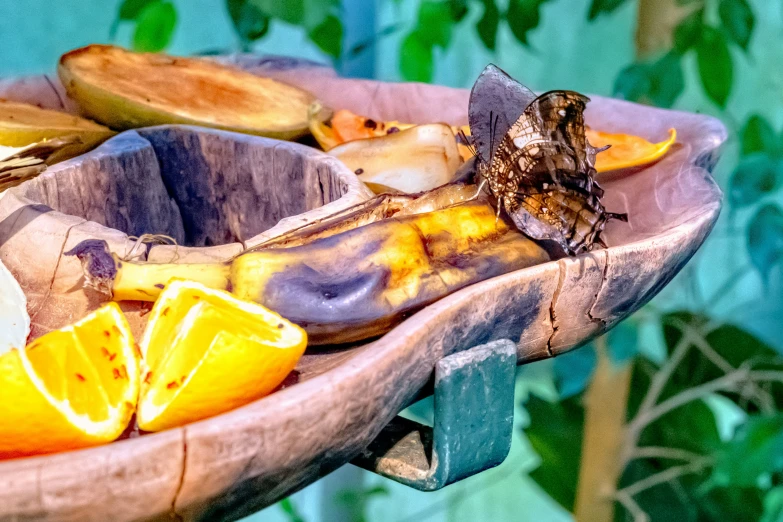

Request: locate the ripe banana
(68, 201), (549, 345)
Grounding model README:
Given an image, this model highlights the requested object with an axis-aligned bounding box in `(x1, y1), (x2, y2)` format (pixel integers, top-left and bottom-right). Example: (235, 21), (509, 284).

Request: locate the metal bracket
(352, 339), (517, 491)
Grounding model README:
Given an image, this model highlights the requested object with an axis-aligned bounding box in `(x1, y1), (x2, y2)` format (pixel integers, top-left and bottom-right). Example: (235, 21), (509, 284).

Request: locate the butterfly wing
(468, 64), (536, 164)
(480, 90), (626, 255)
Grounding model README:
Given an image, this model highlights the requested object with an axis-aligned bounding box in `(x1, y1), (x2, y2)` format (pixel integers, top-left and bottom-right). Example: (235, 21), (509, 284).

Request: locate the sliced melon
(0, 100), (114, 164)
(58, 45), (319, 140)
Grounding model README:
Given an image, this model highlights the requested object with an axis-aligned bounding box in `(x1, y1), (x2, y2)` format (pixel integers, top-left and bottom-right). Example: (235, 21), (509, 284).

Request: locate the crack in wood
(587, 249), (610, 326)
(545, 259), (567, 357)
(170, 427), (188, 522)
(28, 217), (86, 323)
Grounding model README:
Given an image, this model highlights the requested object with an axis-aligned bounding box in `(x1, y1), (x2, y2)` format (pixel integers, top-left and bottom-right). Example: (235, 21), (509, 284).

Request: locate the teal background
(1, 1), (782, 520)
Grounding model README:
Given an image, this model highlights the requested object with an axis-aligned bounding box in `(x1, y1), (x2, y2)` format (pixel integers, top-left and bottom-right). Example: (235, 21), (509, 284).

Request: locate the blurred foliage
(524, 310), (783, 521)
(335, 485), (390, 522)
(279, 497), (306, 522)
(114, 0), (343, 57)
(611, 0), (751, 110)
(112, 0), (178, 52)
(398, 0), (555, 82)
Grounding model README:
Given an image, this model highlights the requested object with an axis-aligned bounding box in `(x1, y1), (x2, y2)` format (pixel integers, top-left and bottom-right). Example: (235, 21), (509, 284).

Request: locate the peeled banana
(68, 202), (549, 344)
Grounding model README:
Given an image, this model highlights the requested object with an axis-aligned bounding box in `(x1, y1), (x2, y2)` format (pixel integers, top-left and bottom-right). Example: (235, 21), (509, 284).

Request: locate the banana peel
(59, 45), (320, 140)
(67, 201), (549, 345)
(0, 100), (114, 165)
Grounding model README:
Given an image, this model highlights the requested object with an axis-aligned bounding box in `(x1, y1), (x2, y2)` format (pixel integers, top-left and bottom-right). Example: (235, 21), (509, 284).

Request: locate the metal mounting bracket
(352, 339), (517, 491)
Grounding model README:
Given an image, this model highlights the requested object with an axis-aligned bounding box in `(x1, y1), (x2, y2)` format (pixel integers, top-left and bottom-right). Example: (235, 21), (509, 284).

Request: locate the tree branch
(629, 370), (748, 435)
(616, 457), (713, 498)
(616, 491), (650, 522)
(629, 447), (703, 463)
(670, 317), (776, 413)
(574, 337), (633, 522)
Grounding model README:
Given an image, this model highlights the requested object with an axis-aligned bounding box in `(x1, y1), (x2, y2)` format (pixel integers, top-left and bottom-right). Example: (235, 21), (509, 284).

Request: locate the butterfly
(469, 66), (627, 256)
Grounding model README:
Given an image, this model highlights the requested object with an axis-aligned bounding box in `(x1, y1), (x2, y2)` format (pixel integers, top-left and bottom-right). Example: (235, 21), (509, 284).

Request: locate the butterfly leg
(471, 179), (487, 201)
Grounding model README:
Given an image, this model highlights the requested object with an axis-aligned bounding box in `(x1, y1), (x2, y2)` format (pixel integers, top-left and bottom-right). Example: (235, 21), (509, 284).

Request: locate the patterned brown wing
(478, 90), (626, 255)
(510, 187), (626, 255)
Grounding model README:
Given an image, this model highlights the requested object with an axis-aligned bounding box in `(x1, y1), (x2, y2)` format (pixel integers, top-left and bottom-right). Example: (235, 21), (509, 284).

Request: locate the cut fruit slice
(307, 105), (474, 159)
(0, 99), (115, 164)
(137, 280), (307, 432)
(328, 124), (462, 194)
(0, 303), (139, 459)
(59, 45), (319, 140)
(586, 128), (677, 172)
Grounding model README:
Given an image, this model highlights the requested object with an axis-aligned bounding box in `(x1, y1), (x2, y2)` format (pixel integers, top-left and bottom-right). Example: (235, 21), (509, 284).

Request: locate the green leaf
(719, 0), (755, 51)
(748, 203), (783, 282)
(615, 54), (684, 108)
(614, 63), (652, 102)
(741, 114), (779, 156)
(118, 0), (158, 20)
(729, 153), (781, 207)
(507, 0), (549, 47)
(416, 1), (453, 49)
(713, 414), (783, 487)
(226, 0), (270, 44)
(476, 0), (500, 51)
(448, 0), (470, 22)
(244, 0), (303, 26)
(587, 0), (632, 20)
(696, 26), (733, 108)
(762, 487), (783, 522)
(617, 459), (700, 522)
(132, 1), (177, 52)
(399, 31), (433, 82)
(308, 14), (342, 58)
(279, 497), (306, 522)
(523, 394), (584, 512)
(673, 8), (704, 54)
(648, 52), (685, 108)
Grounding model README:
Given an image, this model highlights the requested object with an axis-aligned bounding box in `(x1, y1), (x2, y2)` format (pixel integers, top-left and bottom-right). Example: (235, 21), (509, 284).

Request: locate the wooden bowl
(0, 66), (724, 521)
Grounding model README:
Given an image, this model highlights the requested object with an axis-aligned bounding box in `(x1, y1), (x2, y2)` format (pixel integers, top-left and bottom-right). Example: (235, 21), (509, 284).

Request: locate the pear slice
(0, 100), (114, 164)
(58, 45), (318, 140)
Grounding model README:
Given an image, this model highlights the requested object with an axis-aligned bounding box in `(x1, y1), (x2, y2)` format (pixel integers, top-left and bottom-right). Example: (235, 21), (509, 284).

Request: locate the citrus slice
(137, 280), (307, 432)
(59, 45), (319, 140)
(0, 99), (115, 164)
(0, 303), (139, 459)
(587, 128), (677, 172)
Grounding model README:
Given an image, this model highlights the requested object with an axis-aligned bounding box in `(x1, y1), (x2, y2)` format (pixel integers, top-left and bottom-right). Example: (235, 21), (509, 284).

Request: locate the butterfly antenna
(488, 111), (500, 166)
(457, 128), (477, 158)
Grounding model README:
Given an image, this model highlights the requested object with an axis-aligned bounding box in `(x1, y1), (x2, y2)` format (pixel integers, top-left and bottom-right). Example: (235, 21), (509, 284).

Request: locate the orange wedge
(587, 128), (677, 172)
(0, 303), (139, 459)
(137, 280), (307, 432)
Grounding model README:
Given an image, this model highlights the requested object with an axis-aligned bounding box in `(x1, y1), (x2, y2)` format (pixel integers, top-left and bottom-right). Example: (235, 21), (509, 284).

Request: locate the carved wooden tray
(0, 63), (724, 521)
